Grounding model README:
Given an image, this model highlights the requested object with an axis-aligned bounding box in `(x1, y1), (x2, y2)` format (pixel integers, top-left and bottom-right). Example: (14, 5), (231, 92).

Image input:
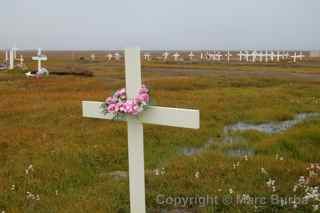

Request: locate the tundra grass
(0, 62), (320, 212)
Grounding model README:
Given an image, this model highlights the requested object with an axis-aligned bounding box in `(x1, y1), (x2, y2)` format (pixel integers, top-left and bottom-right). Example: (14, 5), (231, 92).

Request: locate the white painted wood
(127, 118), (146, 213)
(265, 50), (269, 63)
(9, 49), (14, 70)
(124, 48), (146, 213)
(225, 49), (232, 63)
(20, 55), (24, 65)
(125, 48), (142, 97)
(82, 47), (200, 213)
(32, 48), (47, 73)
(82, 101), (200, 129)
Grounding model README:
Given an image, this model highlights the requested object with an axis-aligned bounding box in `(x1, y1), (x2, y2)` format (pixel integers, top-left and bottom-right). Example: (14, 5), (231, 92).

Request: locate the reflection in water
(181, 113), (320, 157)
(224, 113), (320, 134)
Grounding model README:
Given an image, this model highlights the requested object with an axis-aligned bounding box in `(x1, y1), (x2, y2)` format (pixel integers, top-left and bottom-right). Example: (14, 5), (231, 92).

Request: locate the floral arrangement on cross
(101, 85), (150, 119)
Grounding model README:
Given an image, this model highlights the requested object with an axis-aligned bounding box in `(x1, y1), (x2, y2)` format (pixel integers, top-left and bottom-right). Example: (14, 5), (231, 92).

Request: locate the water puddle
(181, 138), (214, 156)
(180, 112), (320, 158)
(224, 148), (255, 157)
(224, 113), (320, 134)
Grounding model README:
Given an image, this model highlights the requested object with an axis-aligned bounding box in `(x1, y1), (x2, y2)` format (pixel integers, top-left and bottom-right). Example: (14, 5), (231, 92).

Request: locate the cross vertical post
(125, 48), (146, 213)
(9, 49), (14, 70)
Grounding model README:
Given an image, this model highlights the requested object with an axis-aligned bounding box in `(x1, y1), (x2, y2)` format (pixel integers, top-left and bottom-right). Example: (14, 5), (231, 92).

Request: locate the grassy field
(0, 54), (320, 212)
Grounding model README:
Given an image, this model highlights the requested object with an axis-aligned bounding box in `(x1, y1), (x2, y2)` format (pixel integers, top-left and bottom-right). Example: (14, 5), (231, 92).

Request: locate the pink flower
(139, 85), (149, 94)
(115, 88), (126, 97)
(107, 103), (117, 113)
(103, 85), (149, 116)
(135, 93), (149, 104)
(122, 101), (140, 115)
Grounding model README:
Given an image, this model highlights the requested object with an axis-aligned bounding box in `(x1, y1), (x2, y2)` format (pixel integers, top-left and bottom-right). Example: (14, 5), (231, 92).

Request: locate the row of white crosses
(2, 48), (16, 70)
(106, 52), (122, 61)
(238, 50), (304, 63)
(135, 50), (305, 63)
(2, 46), (25, 70)
(82, 48), (200, 213)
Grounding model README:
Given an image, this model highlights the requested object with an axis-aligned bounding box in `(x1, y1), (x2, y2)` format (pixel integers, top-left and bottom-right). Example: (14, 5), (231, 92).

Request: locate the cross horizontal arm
(82, 101), (200, 129)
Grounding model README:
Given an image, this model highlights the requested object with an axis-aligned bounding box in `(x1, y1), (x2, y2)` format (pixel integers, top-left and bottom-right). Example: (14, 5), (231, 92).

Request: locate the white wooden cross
(265, 50), (269, 63)
(225, 49), (232, 64)
(32, 48), (47, 72)
(9, 49), (14, 70)
(19, 55), (24, 66)
(82, 48), (200, 213)
(162, 51), (169, 61)
(107, 53), (113, 61)
(143, 53), (151, 61)
(188, 51), (195, 61)
(291, 52), (301, 63)
(172, 52), (180, 61)
(90, 54), (96, 61)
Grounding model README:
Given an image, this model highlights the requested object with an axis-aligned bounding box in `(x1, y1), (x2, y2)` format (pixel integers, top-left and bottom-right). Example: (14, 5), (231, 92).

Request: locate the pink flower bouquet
(101, 85), (150, 119)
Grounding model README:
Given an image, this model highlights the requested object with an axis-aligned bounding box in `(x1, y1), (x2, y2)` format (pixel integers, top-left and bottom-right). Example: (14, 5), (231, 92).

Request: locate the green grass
(0, 59), (320, 212)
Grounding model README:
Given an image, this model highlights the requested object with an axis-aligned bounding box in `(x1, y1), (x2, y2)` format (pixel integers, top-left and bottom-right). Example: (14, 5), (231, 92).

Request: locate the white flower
(154, 169), (160, 176)
(233, 161), (240, 169)
(261, 168), (268, 175)
(299, 176), (305, 185)
(272, 186), (277, 192)
(266, 179), (275, 187)
(160, 168), (165, 175)
(229, 188), (234, 194)
(292, 201), (298, 209)
(313, 205), (319, 212)
(10, 185), (15, 191)
(279, 157), (284, 161)
(194, 171), (200, 179)
(25, 164), (34, 175)
(244, 155), (248, 161)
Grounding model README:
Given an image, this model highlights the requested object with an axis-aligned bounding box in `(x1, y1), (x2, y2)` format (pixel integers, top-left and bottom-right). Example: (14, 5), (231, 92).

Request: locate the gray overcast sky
(1, 0), (319, 50)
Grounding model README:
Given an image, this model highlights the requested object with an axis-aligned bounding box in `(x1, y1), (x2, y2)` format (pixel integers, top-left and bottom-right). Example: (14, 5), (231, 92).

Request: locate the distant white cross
(188, 51), (195, 61)
(32, 48), (47, 72)
(114, 52), (121, 61)
(143, 53), (151, 61)
(270, 51), (275, 62)
(162, 51), (169, 61)
(200, 52), (204, 61)
(9, 49), (14, 70)
(107, 53), (113, 61)
(244, 51), (250, 62)
(19, 55), (24, 65)
(12, 45), (18, 60)
(172, 52), (180, 61)
(225, 49), (232, 63)
(82, 48), (200, 213)
(215, 51), (223, 61)
(265, 50), (269, 63)
(238, 50), (243, 62)
(276, 51), (281, 62)
(297, 51), (304, 61)
(291, 52), (298, 63)
(251, 50), (257, 63)
(90, 54), (95, 61)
